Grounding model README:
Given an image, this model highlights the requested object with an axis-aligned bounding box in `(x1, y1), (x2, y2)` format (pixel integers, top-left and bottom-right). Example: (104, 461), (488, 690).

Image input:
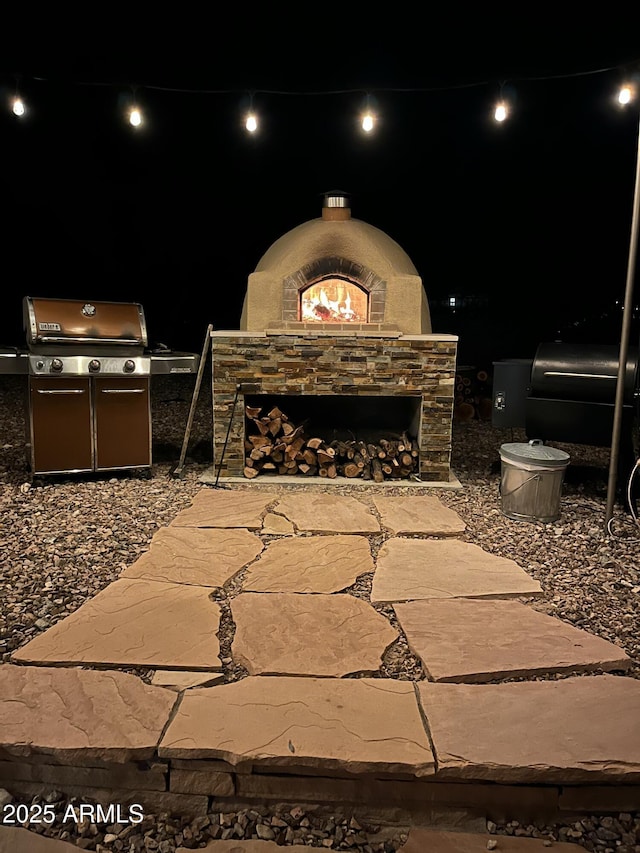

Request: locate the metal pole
(605, 109), (640, 528)
(171, 323), (213, 478)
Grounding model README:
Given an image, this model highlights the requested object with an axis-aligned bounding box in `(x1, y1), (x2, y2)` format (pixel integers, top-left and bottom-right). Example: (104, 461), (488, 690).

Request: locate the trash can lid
(500, 440), (570, 467)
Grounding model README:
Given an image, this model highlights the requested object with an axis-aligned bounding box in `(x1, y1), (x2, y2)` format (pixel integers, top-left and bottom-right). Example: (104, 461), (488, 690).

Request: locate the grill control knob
(50, 358), (63, 373)
(88, 359), (101, 373)
(123, 359), (136, 373)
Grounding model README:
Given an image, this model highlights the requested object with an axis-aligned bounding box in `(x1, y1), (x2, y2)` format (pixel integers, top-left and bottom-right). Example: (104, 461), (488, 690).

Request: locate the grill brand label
(38, 322), (61, 331)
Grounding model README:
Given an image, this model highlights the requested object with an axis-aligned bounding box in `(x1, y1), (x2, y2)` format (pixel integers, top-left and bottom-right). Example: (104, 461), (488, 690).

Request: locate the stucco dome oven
(210, 193), (458, 484)
(240, 192), (432, 335)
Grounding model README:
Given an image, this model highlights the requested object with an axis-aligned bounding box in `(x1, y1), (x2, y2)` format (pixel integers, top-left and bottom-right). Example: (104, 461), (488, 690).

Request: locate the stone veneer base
(3, 766), (638, 827)
(210, 331), (458, 482)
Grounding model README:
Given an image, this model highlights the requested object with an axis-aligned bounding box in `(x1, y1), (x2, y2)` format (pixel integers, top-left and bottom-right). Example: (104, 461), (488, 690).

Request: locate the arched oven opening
(299, 277), (369, 324)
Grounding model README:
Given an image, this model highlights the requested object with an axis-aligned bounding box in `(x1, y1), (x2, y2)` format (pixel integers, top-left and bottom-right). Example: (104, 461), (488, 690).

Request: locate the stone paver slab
(0, 826), (85, 852)
(121, 527), (263, 587)
(151, 671), (226, 690)
(372, 538), (542, 604)
(261, 512), (295, 534)
(241, 535), (374, 593)
(231, 592), (398, 676)
(0, 665), (176, 763)
(274, 493), (380, 533)
(373, 495), (466, 535)
(394, 598), (632, 682)
(159, 676), (435, 776)
(418, 675), (640, 783)
(11, 579), (222, 670)
(399, 828), (584, 851)
(170, 489), (278, 528)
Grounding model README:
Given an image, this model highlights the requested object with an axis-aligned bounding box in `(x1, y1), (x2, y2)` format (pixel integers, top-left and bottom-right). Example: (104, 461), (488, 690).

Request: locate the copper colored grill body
(23, 296), (152, 476)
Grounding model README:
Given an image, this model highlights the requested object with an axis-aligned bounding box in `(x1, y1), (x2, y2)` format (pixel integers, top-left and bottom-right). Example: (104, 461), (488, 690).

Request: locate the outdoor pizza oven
(210, 193), (458, 483)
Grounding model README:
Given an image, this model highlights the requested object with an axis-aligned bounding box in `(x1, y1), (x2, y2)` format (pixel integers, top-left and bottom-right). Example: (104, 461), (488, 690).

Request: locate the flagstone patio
(3, 486), (638, 831)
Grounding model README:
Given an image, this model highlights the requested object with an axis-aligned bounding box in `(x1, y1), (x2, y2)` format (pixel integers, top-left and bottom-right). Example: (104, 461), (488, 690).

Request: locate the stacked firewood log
(243, 405), (419, 481)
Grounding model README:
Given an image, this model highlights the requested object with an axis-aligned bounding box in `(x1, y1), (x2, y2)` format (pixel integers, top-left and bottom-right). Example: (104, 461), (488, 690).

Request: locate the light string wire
(8, 56), (640, 98)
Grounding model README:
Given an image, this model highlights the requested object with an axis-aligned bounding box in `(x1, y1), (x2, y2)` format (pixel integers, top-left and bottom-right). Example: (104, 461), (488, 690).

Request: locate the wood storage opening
(243, 395), (421, 481)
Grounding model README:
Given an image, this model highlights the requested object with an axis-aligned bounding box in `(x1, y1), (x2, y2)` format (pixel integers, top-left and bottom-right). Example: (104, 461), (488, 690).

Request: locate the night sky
(2, 22), (640, 368)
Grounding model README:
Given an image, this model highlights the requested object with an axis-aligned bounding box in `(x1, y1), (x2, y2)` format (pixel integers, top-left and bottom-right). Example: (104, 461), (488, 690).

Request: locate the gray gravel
(1, 372), (639, 850)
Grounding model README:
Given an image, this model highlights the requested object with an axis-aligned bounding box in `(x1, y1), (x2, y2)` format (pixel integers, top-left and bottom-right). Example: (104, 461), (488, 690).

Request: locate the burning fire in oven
(300, 279), (368, 323)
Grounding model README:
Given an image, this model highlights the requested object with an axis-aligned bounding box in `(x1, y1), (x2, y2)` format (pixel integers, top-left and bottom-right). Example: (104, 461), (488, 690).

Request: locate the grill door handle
(100, 388), (146, 394)
(36, 388), (86, 395)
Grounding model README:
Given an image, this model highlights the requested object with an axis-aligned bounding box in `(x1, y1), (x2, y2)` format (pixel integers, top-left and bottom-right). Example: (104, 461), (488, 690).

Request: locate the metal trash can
(499, 440), (570, 523)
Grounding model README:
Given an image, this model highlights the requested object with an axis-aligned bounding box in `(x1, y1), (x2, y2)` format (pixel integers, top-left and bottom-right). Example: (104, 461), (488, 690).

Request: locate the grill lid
(24, 297), (148, 348)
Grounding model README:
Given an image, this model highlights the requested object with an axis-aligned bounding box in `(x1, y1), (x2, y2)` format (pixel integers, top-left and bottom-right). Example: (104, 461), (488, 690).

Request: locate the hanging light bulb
(493, 80), (512, 123)
(618, 84), (634, 106)
(494, 101), (508, 122)
(243, 90), (258, 133)
(360, 93), (376, 133)
(11, 76), (26, 117)
(128, 106), (143, 127)
(125, 86), (144, 128)
(361, 111), (375, 132)
(11, 96), (26, 117)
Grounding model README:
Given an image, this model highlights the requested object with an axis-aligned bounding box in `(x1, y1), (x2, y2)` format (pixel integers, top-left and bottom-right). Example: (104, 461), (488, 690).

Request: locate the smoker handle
(99, 388), (146, 394)
(543, 371), (618, 380)
(35, 388), (86, 395)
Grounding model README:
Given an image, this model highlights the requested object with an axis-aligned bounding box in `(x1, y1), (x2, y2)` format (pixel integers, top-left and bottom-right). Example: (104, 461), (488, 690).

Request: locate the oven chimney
(322, 190), (351, 221)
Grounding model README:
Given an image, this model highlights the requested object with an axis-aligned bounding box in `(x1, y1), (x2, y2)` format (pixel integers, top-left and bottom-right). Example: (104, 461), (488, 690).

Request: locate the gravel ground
(0, 371), (639, 851)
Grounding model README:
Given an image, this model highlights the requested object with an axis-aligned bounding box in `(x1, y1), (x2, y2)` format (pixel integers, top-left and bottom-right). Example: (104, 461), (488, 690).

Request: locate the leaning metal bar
(214, 383), (241, 489)
(606, 108), (640, 528)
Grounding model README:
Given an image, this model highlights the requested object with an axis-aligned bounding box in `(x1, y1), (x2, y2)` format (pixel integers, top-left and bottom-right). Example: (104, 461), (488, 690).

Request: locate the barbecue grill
(493, 341), (640, 500)
(525, 342), (639, 448)
(22, 296), (152, 476)
(13, 296), (200, 477)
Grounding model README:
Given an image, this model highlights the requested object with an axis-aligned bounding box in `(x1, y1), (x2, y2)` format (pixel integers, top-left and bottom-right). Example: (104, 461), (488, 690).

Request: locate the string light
(493, 81), (510, 123)
(494, 101), (508, 122)
(11, 95), (25, 117)
(618, 82), (636, 106)
(126, 87), (144, 128)
(4, 59), (640, 131)
(361, 112), (375, 132)
(10, 75), (26, 117)
(360, 94), (376, 133)
(245, 92), (258, 133)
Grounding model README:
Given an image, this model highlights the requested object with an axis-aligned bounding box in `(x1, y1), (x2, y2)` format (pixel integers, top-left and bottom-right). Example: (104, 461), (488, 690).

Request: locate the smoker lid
(500, 440), (569, 467)
(24, 296), (148, 347)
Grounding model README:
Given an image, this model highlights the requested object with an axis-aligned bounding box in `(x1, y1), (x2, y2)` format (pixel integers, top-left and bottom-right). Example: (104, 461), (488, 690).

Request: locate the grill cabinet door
(29, 377), (93, 474)
(93, 377), (151, 471)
